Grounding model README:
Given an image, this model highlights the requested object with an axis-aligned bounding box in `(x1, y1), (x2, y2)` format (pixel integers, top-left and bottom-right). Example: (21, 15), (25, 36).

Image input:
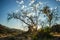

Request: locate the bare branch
(26, 16), (35, 24)
(18, 18), (31, 26)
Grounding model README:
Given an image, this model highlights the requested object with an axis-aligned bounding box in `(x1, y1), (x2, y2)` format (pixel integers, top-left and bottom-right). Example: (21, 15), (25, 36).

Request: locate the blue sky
(0, 0), (60, 30)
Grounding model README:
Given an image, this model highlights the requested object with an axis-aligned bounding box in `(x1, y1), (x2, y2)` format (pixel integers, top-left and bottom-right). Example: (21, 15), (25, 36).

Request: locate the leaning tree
(8, 0), (41, 33)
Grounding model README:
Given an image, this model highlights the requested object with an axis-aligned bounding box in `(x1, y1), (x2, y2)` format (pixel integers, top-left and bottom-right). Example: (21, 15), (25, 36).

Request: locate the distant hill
(51, 24), (60, 33)
(0, 24), (24, 33)
(0, 24), (24, 38)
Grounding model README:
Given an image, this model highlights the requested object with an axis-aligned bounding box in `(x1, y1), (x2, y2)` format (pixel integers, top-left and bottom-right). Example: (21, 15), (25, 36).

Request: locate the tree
(7, 0), (60, 33)
(41, 6), (60, 27)
(7, 0), (41, 34)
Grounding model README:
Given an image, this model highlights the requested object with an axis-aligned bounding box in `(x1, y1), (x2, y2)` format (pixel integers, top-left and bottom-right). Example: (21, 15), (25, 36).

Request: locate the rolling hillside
(0, 24), (24, 38)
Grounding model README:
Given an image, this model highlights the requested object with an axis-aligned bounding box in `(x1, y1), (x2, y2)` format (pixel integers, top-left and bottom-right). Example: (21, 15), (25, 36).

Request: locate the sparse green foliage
(42, 6), (51, 14)
(44, 26), (51, 33)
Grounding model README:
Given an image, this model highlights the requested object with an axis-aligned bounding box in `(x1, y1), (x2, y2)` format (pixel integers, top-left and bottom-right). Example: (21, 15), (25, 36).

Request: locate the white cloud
(16, 0), (24, 5)
(21, 5), (27, 9)
(15, 9), (19, 13)
(32, 2), (43, 8)
(16, 1), (19, 3)
(55, 7), (57, 9)
(39, 2), (43, 5)
(50, 8), (53, 10)
(36, 3), (40, 8)
(27, 12), (36, 17)
(29, 0), (35, 6)
(21, 5), (25, 9)
(19, 0), (24, 4)
(27, 13), (32, 17)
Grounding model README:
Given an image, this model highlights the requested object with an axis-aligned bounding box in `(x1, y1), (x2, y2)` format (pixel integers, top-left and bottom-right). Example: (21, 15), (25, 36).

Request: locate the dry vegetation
(0, 24), (60, 40)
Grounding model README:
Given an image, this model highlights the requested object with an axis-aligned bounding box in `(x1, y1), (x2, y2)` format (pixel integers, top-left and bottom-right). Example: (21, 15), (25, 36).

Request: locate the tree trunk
(28, 24), (37, 34)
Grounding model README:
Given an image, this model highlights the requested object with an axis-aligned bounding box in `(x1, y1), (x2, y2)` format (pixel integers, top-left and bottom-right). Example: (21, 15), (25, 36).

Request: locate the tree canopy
(7, 0), (60, 31)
